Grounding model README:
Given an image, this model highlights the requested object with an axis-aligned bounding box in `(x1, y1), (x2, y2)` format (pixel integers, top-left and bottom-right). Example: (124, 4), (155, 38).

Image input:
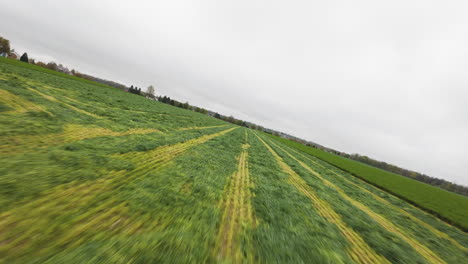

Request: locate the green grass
(0, 59), (467, 263)
(262, 135), (468, 263)
(267, 133), (468, 231)
(0, 57), (121, 91)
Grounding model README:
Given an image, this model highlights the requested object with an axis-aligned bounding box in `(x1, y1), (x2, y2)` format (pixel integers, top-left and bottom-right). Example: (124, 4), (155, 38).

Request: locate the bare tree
(147, 85), (155, 98)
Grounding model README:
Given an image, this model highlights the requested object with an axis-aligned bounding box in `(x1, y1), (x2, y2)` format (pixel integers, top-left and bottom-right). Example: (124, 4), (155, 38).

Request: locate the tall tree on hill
(20, 53), (29, 63)
(147, 85), (155, 98)
(0, 37), (10, 56)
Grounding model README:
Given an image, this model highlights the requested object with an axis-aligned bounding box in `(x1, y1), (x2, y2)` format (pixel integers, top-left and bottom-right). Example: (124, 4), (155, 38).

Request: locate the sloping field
(267, 134), (468, 231)
(0, 59), (467, 263)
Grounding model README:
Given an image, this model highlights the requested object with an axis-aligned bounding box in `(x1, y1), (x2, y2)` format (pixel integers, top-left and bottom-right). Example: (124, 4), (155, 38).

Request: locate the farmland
(267, 134), (468, 231)
(0, 59), (467, 263)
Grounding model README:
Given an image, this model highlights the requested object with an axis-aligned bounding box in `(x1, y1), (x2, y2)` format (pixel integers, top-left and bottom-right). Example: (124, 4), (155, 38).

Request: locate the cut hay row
(0, 89), (50, 114)
(27, 87), (101, 118)
(33, 83), (143, 115)
(30, 82), (77, 95)
(0, 72), (74, 96)
(113, 127), (237, 185)
(215, 142), (255, 262)
(283, 144), (467, 252)
(0, 124), (161, 155)
(177, 125), (228, 131)
(0, 179), (147, 261)
(267, 139), (447, 264)
(0, 127), (236, 261)
(253, 133), (390, 264)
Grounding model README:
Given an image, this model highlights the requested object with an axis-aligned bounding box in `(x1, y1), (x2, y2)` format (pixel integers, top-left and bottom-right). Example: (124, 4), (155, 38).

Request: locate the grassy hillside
(0, 57), (118, 90)
(267, 134), (468, 231)
(0, 59), (467, 263)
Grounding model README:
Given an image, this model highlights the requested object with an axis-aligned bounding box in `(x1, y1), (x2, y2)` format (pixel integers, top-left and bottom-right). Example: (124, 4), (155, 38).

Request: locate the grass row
(263, 136), (467, 263)
(283, 145), (468, 249)
(254, 133), (391, 264)
(245, 131), (356, 263)
(0, 127), (239, 263)
(267, 133), (468, 231)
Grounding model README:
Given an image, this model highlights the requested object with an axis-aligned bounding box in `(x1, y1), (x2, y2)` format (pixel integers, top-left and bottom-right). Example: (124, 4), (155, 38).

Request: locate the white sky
(1, 0), (467, 185)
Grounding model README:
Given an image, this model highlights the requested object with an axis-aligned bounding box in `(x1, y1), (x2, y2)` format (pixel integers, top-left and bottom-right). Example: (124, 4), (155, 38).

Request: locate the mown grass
(267, 133), (468, 231)
(262, 136), (467, 263)
(1, 58), (467, 263)
(0, 57), (121, 91)
(246, 131), (356, 263)
(0, 127), (240, 263)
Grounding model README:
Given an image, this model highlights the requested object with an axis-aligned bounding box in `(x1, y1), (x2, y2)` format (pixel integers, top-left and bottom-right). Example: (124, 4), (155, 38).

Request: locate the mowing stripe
(92, 127), (238, 194)
(177, 125), (228, 131)
(215, 141), (255, 262)
(280, 142), (468, 252)
(253, 132), (390, 264)
(0, 88), (51, 115)
(0, 127), (237, 260)
(27, 87), (101, 118)
(0, 124), (161, 155)
(267, 139), (447, 264)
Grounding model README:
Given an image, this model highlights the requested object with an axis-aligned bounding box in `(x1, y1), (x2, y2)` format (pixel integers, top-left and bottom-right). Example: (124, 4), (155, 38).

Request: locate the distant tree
(0, 37), (10, 56)
(74, 71), (84, 78)
(36, 61), (47, 68)
(159, 96), (169, 103)
(20, 52), (29, 63)
(46, 62), (58, 71)
(128, 85), (143, 96)
(147, 85), (155, 98)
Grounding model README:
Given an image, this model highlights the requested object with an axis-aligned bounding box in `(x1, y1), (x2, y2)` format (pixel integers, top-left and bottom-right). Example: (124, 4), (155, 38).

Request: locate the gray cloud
(1, 0), (467, 185)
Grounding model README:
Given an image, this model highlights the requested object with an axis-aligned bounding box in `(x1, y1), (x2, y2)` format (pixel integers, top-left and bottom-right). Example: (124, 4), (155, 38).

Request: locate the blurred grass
(267, 133), (468, 231)
(1, 58), (467, 263)
(262, 136), (467, 263)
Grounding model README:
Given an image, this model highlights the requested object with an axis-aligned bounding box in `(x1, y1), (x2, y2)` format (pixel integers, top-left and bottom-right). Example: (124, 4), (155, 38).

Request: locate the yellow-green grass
(0, 127), (236, 262)
(254, 132), (390, 264)
(215, 132), (255, 263)
(267, 133), (468, 231)
(265, 138), (447, 264)
(1, 56), (467, 263)
(262, 134), (468, 263)
(277, 142), (468, 252)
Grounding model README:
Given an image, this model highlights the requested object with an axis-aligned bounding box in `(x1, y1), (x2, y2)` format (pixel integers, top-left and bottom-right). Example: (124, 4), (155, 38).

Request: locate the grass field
(0, 58), (467, 263)
(267, 134), (468, 231)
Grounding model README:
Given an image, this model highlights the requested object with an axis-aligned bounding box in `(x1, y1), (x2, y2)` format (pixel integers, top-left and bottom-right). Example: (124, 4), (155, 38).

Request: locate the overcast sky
(2, 1), (467, 185)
